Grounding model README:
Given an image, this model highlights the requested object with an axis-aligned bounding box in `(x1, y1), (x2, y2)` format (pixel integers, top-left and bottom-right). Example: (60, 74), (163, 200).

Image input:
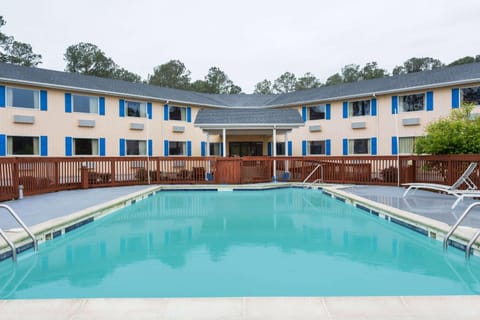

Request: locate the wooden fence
(1, 155), (479, 201)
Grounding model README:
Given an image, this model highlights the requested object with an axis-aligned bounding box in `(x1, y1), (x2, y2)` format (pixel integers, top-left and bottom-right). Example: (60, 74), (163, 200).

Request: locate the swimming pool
(1, 188), (479, 299)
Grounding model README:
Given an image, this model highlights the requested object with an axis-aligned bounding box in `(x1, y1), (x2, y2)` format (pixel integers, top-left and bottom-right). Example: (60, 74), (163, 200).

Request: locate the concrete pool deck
(1, 184), (480, 319)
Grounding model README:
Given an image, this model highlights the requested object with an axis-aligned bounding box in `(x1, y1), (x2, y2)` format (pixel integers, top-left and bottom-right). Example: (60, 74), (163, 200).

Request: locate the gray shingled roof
(194, 108), (303, 126)
(1, 62), (480, 108)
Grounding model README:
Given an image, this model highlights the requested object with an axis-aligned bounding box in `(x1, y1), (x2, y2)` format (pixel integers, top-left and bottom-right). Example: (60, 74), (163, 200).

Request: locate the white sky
(2, 0), (480, 93)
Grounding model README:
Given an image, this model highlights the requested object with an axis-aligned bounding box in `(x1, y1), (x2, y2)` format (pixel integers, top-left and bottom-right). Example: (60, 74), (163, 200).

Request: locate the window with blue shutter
(302, 107), (307, 121)
(119, 138), (125, 156)
(391, 96), (398, 114)
(342, 138), (348, 155)
(0, 134), (6, 156)
(147, 103), (152, 119)
(40, 90), (48, 111)
(342, 102), (348, 118)
(288, 141), (292, 156)
(391, 136), (398, 155)
(302, 140), (307, 156)
(65, 93), (72, 113)
(426, 91), (434, 111)
(40, 136), (48, 156)
(164, 105), (169, 121)
(371, 98), (377, 116)
(187, 107), (191, 122)
(326, 139), (331, 155)
(220, 143), (224, 156)
(99, 97), (105, 115)
(65, 136), (73, 156)
(164, 140), (169, 156)
(267, 142), (272, 156)
(187, 141), (192, 156)
(148, 139), (153, 156)
(99, 138), (106, 156)
(326, 104), (331, 120)
(119, 99), (125, 117)
(201, 141), (206, 156)
(371, 137), (377, 155)
(0, 86), (5, 108)
(452, 88), (460, 108)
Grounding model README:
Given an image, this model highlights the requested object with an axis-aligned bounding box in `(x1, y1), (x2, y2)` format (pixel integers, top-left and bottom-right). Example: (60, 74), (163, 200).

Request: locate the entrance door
(229, 142), (263, 157)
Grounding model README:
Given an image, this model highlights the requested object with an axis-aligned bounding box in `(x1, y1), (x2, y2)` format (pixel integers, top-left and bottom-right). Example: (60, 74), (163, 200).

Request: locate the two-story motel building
(1, 62), (480, 158)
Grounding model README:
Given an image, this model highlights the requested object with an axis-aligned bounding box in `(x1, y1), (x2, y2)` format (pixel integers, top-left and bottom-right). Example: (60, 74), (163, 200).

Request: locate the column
(272, 126), (277, 182)
(222, 128), (226, 158)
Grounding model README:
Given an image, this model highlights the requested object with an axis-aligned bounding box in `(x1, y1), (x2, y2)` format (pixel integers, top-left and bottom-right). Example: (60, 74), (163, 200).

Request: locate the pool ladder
(0, 204), (38, 262)
(302, 163), (323, 189)
(443, 201), (480, 259)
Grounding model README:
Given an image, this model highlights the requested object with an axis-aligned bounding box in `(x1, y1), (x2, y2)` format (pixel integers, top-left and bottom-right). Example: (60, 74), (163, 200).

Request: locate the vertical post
(81, 166), (89, 189)
(272, 126), (277, 182)
(285, 131), (289, 174)
(206, 132), (211, 180)
(13, 160), (19, 199)
(54, 160), (59, 191)
(111, 159), (116, 184)
(222, 128), (226, 158)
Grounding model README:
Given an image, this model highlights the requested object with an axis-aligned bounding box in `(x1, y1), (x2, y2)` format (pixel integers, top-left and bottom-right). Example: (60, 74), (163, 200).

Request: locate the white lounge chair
(402, 162), (478, 206)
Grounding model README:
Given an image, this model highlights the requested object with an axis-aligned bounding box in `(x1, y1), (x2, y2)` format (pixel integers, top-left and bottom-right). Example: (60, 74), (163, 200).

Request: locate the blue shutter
(371, 137), (377, 155)
(391, 96), (398, 114)
(201, 141), (206, 156)
(302, 106), (307, 121)
(99, 97), (105, 115)
(40, 90), (48, 111)
(267, 142), (272, 156)
(326, 104), (331, 120)
(371, 98), (377, 116)
(65, 93), (72, 113)
(288, 141), (292, 156)
(65, 137), (73, 156)
(187, 141), (192, 156)
(0, 86), (5, 107)
(426, 91), (434, 111)
(220, 143), (224, 156)
(342, 102), (348, 118)
(186, 107), (191, 122)
(40, 136), (48, 156)
(147, 102), (152, 119)
(99, 138), (106, 156)
(119, 138), (125, 156)
(391, 136), (398, 155)
(0, 134), (6, 156)
(164, 140), (169, 156)
(452, 88), (460, 109)
(119, 99), (125, 117)
(342, 138), (348, 155)
(164, 105), (169, 121)
(302, 140), (307, 156)
(326, 139), (331, 155)
(148, 139), (153, 156)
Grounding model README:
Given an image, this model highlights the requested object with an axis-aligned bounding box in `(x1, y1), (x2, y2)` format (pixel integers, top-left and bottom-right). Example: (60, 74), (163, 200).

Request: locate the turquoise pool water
(1, 188), (479, 299)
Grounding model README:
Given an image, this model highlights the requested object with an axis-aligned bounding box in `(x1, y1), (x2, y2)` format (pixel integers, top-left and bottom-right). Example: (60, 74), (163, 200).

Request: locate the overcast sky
(3, 0), (480, 93)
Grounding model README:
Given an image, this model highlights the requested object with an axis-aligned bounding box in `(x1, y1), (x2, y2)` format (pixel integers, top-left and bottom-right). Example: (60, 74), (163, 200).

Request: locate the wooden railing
(1, 155), (479, 201)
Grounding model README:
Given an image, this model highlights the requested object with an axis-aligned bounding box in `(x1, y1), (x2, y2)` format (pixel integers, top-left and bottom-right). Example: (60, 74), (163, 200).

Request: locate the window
(276, 142), (286, 155)
(126, 100), (147, 118)
(169, 141), (187, 156)
(308, 141), (326, 155)
(209, 142), (222, 156)
(350, 100), (370, 117)
(399, 94), (425, 112)
(73, 138), (98, 155)
(309, 105), (326, 120)
(399, 136), (417, 154)
(126, 140), (147, 155)
(169, 106), (186, 121)
(73, 94), (99, 113)
(7, 136), (39, 155)
(461, 86), (480, 106)
(349, 139), (370, 154)
(6, 87), (39, 109)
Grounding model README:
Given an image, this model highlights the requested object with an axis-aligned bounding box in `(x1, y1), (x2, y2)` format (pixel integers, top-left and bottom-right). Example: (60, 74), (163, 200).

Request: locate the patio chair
(402, 162), (478, 206)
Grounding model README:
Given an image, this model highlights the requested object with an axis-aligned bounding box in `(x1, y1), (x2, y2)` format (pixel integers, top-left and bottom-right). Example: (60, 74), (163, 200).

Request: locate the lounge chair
(402, 162), (478, 206)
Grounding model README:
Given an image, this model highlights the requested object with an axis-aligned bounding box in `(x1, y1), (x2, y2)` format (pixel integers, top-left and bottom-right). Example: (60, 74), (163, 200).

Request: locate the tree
(254, 79), (273, 94)
(148, 60), (191, 89)
(360, 61), (388, 80)
(448, 56), (478, 67)
(295, 72), (321, 91)
(64, 42), (141, 82)
(341, 64), (361, 83)
(325, 73), (343, 86)
(0, 16), (42, 66)
(273, 72), (296, 93)
(190, 67), (242, 94)
(393, 57), (444, 75)
(415, 104), (480, 155)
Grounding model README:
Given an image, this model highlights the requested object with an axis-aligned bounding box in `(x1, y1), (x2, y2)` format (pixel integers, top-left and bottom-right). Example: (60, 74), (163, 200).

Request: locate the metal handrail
(466, 229), (480, 259)
(443, 202), (480, 251)
(0, 227), (17, 262)
(305, 179), (322, 189)
(0, 204), (38, 261)
(302, 163), (323, 186)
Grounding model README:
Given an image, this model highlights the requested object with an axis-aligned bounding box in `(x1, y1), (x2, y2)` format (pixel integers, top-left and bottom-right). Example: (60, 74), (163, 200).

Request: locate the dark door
(229, 142), (263, 157)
